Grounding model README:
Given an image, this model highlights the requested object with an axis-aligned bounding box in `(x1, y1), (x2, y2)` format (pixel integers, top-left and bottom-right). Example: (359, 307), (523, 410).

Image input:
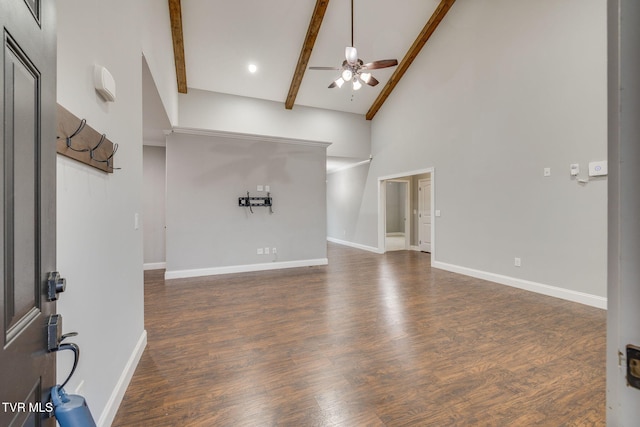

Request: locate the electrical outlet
(272, 247), (277, 254)
(257, 185), (263, 191)
(257, 248), (263, 255)
(543, 168), (551, 177)
(264, 247), (270, 255)
(514, 257), (521, 267)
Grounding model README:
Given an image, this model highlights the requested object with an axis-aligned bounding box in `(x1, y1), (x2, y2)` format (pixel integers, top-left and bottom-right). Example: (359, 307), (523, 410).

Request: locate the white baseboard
(327, 237), (383, 254)
(432, 261), (607, 309)
(410, 245), (420, 251)
(143, 262), (166, 271)
(97, 330), (147, 427)
(164, 258), (329, 280)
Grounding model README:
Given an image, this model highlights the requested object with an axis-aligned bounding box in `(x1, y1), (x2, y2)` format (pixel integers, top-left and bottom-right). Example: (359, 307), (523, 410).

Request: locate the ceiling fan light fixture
(308, 0), (398, 92)
(345, 46), (358, 65)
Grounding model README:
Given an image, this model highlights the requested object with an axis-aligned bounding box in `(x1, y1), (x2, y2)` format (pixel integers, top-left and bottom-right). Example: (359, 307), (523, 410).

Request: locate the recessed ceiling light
(248, 64), (257, 73)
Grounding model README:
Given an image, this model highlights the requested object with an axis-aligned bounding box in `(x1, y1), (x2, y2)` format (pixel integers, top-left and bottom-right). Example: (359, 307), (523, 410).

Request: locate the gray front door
(0, 0), (57, 426)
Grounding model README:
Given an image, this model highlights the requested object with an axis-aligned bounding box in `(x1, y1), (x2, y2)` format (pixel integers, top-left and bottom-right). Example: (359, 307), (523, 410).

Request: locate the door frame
(378, 167), (435, 258)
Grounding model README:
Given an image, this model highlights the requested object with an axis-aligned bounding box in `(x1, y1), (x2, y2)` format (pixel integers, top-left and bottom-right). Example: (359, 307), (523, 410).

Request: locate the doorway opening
(384, 180), (410, 251)
(378, 168), (434, 257)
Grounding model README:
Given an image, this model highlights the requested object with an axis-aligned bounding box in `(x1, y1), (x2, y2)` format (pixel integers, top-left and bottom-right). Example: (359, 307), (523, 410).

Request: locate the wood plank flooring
(112, 243), (606, 426)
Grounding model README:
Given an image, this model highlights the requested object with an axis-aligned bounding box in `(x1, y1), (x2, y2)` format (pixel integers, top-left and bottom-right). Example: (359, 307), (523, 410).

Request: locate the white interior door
(418, 178), (431, 252)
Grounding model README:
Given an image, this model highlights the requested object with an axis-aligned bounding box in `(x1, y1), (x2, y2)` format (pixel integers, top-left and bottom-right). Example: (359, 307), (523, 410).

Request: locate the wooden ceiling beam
(285, 0), (330, 110)
(169, 0), (188, 94)
(365, 0), (456, 120)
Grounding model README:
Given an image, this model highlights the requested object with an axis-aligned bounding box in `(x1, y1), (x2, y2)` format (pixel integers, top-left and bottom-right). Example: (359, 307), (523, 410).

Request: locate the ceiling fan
(308, 0), (398, 90)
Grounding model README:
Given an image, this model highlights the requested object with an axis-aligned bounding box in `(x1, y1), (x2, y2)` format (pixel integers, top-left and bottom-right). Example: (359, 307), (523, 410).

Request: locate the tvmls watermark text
(2, 402), (54, 413)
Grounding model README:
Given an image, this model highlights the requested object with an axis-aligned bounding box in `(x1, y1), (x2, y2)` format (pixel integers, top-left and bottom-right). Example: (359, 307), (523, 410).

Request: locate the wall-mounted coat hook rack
(56, 104), (118, 173)
(239, 191), (274, 214)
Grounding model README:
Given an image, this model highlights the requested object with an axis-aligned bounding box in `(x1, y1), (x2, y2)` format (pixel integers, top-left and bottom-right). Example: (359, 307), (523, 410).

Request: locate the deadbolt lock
(47, 271), (66, 301)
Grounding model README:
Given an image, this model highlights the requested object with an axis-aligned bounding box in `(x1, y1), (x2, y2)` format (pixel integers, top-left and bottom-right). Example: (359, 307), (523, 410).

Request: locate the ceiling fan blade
(365, 75), (379, 86)
(345, 46), (358, 65)
(309, 66), (341, 70)
(362, 59), (398, 70)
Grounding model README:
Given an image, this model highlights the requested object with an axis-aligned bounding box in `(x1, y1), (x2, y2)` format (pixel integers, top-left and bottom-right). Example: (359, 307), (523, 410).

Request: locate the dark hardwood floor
(112, 243), (606, 426)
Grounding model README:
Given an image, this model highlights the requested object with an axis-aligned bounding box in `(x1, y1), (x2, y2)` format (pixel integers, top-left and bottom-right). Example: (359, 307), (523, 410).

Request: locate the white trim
(171, 126), (331, 148)
(97, 330), (147, 427)
(432, 261), (607, 309)
(410, 245), (421, 251)
(143, 262), (166, 271)
(378, 167), (435, 182)
(327, 237), (383, 254)
(164, 258), (329, 280)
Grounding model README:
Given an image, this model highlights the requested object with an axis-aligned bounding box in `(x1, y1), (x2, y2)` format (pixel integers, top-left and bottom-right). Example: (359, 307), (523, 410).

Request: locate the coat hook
(65, 118), (88, 152)
(90, 142), (120, 170)
(91, 133), (106, 151)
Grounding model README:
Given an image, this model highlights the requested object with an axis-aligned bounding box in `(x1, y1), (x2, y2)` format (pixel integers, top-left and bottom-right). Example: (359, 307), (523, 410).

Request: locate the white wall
(143, 146), (166, 267)
(165, 129), (328, 278)
(56, 0), (175, 425)
(329, 0), (608, 306)
(139, 0), (179, 126)
(327, 163), (372, 249)
(179, 89), (371, 159)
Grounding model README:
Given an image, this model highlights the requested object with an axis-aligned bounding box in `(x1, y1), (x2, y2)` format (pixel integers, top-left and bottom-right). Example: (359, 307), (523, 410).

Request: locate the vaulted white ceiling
(180, 0), (443, 115)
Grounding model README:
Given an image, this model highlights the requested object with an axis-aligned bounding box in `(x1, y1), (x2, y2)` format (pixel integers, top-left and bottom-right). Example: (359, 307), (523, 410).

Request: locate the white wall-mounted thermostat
(94, 65), (116, 102)
(588, 160), (608, 177)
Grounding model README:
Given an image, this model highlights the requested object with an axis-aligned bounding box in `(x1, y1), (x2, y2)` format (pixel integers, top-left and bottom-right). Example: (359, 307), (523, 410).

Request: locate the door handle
(47, 271), (66, 301)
